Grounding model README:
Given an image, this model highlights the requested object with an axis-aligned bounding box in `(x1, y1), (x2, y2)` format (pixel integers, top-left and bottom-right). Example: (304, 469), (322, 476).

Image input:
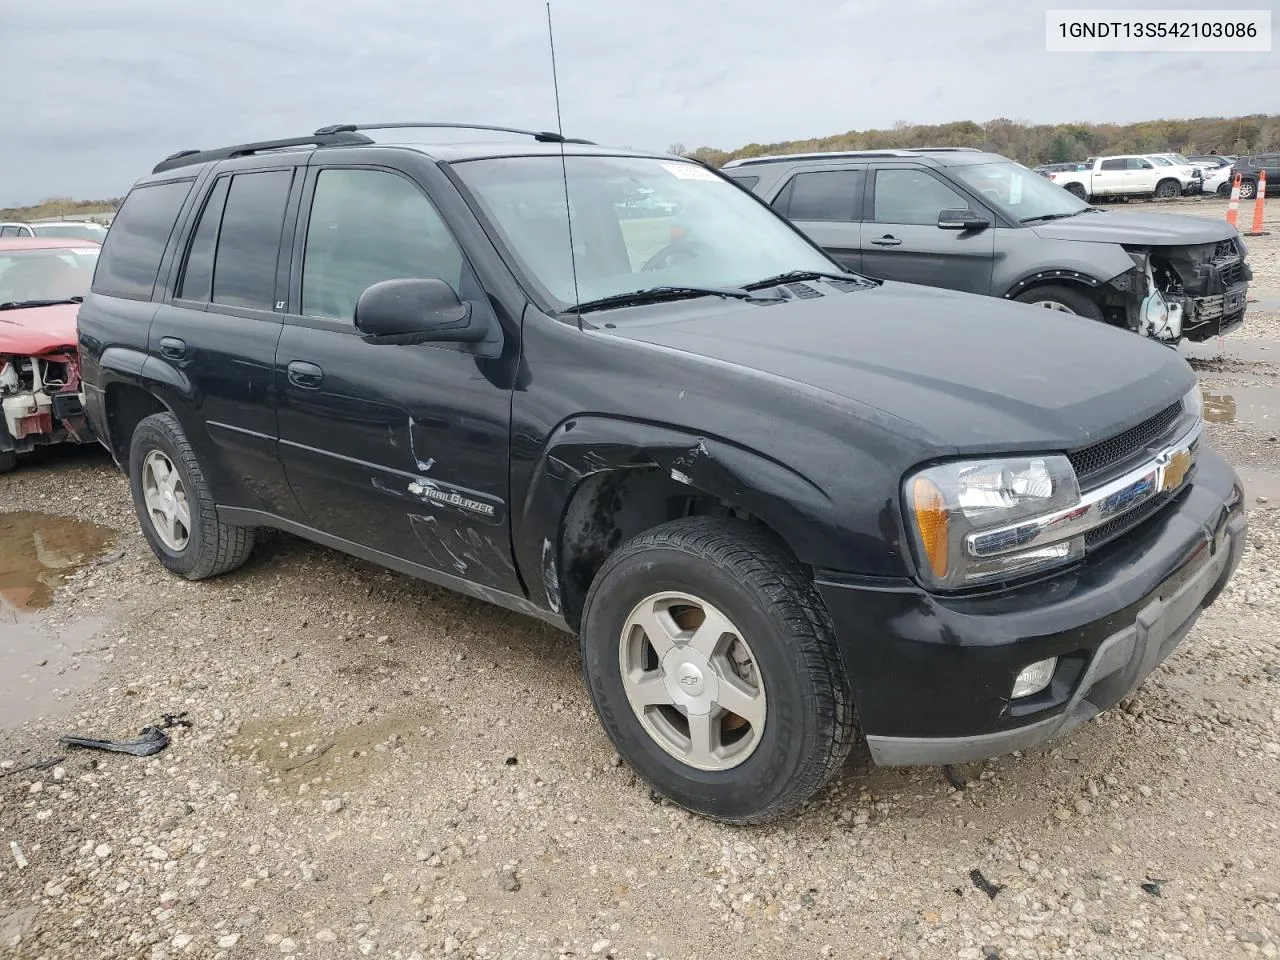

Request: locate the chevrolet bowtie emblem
(1159, 448), (1192, 493)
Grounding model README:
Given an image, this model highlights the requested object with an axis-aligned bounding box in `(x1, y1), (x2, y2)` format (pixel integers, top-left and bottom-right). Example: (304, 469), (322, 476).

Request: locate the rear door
(859, 165), (994, 294)
(147, 160), (303, 517)
(273, 163), (521, 592)
(768, 167), (864, 272)
(1090, 158), (1128, 196)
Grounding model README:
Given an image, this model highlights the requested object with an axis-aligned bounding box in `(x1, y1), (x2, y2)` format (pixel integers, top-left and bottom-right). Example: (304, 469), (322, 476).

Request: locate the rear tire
(128, 412), (255, 580)
(1014, 284), (1104, 320)
(579, 517), (856, 824)
(1155, 179), (1181, 200)
(1238, 179), (1258, 201)
(1064, 182), (1086, 199)
(0, 450), (16, 475)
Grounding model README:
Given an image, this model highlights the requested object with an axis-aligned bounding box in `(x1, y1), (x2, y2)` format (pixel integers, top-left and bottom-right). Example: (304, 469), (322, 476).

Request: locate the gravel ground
(2, 201), (1279, 960)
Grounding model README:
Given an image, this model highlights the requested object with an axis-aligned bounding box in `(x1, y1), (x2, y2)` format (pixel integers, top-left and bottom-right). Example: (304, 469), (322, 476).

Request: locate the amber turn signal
(911, 476), (950, 579)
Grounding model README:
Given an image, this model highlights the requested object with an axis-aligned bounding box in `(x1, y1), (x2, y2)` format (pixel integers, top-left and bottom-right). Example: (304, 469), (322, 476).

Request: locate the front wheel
(1155, 179), (1181, 200)
(1013, 283), (1104, 321)
(0, 450), (16, 475)
(1238, 179), (1258, 201)
(579, 517), (856, 824)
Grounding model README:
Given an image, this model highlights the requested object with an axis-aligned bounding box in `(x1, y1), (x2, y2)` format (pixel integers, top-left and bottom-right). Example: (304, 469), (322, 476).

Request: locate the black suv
(78, 124), (1247, 823)
(1233, 154), (1280, 200)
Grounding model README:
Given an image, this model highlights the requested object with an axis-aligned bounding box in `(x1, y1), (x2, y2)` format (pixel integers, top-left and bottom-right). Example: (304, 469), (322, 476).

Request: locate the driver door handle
(870, 235), (902, 247)
(287, 361), (324, 390)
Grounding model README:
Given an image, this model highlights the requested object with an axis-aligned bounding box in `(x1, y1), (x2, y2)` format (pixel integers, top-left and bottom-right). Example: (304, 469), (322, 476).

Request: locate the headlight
(904, 455), (1082, 589)
(1182, 384), (1203, 422)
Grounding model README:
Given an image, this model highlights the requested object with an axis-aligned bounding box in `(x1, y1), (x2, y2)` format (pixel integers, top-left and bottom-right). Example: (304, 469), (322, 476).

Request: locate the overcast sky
(1, 0), (1275, 206)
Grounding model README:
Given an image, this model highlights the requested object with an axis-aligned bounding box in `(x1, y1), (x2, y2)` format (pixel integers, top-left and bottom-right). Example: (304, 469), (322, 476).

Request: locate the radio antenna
(546, 1), (582, 328)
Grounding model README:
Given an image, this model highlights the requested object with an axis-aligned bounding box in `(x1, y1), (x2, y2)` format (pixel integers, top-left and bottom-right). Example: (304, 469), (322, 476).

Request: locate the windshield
(0, 247), (99, 304)
(949, 161), (1088, 222)
(452, 155), (837, 308)
(33, 222), (108, 243)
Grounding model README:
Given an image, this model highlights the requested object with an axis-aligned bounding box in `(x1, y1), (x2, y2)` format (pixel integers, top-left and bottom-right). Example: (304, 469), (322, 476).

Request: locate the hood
(603, 282), (1194, 455)
(0, 303), (80, 356)
(1030, 210), (1237, 246)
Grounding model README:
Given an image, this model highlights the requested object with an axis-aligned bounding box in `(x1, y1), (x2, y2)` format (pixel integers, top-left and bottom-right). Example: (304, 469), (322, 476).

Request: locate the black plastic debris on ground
(970, 868), (1004, 900)
(0, 756), (64, 778)
(1141, 879), (1166, 898)
(58, 712), (192, 758)
(943, 764), (968, 790)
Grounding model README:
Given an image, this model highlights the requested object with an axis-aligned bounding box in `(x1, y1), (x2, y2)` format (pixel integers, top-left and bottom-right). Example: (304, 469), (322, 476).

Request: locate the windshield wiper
(744, 269), (874, 290)
(0, 296), (83, 311)
(1019, 211), (1088, 223)
(569, 285), (769, 314)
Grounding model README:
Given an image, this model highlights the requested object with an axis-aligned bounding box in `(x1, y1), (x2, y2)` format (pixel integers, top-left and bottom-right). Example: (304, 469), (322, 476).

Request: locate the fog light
(1012, 657), (1057, 699)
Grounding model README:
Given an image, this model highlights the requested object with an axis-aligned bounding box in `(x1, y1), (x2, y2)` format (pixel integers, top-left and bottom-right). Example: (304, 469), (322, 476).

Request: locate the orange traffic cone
(1244, 170), (1269, 237)
(1226, 173), (1241, 227)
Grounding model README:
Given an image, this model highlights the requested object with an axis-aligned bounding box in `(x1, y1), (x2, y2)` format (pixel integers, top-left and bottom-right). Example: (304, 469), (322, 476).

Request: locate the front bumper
(816, 450), (1247, 766)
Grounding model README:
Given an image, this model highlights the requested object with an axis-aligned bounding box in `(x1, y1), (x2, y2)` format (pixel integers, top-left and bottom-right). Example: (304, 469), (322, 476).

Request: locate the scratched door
(273, 166), (521, 591)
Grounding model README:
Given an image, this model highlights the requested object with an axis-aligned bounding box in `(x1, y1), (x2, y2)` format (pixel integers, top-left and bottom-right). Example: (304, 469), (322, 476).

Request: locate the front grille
(1084, 490), (1173, 549)
(1216, 260), (1244, 286)
(1068, 401), (1183, 487)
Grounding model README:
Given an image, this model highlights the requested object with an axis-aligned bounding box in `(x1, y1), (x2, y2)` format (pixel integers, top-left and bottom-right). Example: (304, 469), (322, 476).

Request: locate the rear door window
(211, 170), (293, 310)
(871, 169), (969, 225)
(91, 180), (193, 300)
(1100, 159), (1126, 171)
(177, 177), (232, 302)
(781, 170), (863, 221)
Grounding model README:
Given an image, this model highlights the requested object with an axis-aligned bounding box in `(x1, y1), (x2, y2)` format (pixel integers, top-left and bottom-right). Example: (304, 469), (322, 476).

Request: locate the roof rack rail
(314, 122), (595, 145)
(151, 130), (374, 174)
(723, 146), (987, 168)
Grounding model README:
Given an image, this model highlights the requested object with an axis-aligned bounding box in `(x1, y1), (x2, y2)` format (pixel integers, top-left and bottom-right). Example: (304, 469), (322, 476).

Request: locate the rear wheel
(1238, 178), (1258, 201)
(579, 517), (855, 824)
(128, 412), (255, 580)
(1063, 182), (1087, 199)
(1155, 179), (1181, 200)
(1013, 284), (1104, 320)
(0, 451), (16, 475)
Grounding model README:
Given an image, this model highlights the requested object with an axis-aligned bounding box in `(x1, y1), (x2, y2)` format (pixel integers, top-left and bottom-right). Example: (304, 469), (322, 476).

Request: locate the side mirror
(354, 278), (487, 343)
(937, 208), (990, 231)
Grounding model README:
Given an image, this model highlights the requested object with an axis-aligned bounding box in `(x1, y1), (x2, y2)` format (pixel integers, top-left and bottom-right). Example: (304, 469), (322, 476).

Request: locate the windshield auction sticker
(663, 163), (724, 182)
(1046, 9), (1270, 51)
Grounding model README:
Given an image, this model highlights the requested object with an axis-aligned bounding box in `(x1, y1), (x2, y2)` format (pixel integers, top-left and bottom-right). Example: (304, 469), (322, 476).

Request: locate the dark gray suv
(724, 148), (1250, 344)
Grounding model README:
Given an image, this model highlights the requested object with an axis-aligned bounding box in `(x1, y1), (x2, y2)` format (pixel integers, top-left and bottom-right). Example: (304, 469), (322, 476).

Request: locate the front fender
(515, 414), (890, 619)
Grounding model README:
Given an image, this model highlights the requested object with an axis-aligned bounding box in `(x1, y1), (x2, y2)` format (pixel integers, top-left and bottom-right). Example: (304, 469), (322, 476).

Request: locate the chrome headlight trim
(966, 420), (1202, 560)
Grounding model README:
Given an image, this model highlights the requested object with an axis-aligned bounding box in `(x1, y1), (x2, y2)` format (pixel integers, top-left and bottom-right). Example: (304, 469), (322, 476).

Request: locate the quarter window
(301, 169), (465, 322)
(871, 169), (969, 225)
(92, 180), (193, 300)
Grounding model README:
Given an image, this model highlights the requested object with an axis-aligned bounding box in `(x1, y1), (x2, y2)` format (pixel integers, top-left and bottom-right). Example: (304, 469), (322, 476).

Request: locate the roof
(721, 147), (998, 169)
(381, 140), (672, 163)
(0, 237), (101, 251)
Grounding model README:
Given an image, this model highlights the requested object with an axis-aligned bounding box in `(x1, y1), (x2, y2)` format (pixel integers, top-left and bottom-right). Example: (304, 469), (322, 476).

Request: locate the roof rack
(314, 122), (596, 145)
(151, 130), (374, 174)
(723, 146), (986, 167)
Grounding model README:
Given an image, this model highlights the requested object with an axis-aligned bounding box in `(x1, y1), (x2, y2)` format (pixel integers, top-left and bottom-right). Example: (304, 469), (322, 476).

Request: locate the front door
(148, 164), (301, 517)
(274, 165), (521, 592)
(859, 166), (994, 294)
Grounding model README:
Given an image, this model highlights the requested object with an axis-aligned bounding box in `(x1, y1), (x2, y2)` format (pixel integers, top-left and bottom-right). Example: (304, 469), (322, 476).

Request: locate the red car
(0, 237), (100, 473)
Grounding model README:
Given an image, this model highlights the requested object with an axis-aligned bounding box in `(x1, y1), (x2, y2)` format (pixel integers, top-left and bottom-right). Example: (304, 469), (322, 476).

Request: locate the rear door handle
(158, 337), (186, 360)
(287, 361), (324, 390)
(870, 236), (902, 247)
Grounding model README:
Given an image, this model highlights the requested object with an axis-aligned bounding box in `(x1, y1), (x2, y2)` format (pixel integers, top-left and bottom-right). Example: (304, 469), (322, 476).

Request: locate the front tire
(1155, 179), (1181, 200)
(1238, 179), (1258, 201)
(0, 451), (16, 475)
(128, 412), (255, 580)
(579, 517), (856, 824)
(1013, 283), (1104, 320)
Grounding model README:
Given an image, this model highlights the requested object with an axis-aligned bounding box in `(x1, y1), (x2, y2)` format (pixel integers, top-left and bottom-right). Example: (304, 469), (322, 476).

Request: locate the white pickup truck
(1048, 155), (1187, 201)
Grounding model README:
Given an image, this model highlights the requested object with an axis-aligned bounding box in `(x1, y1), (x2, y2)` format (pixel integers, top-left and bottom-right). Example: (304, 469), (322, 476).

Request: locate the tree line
(673, 114), (1280, 168)
(0, 196), (121, 222)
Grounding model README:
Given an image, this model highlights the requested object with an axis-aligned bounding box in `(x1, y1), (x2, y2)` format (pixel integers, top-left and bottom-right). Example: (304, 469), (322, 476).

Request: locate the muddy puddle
(0, 511), (116, 731)
(1200, 385), (1280, 427)
(1, 511), (115, 614)
(228, 710), (431, 791)
(1183, 338), (1275, 366)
